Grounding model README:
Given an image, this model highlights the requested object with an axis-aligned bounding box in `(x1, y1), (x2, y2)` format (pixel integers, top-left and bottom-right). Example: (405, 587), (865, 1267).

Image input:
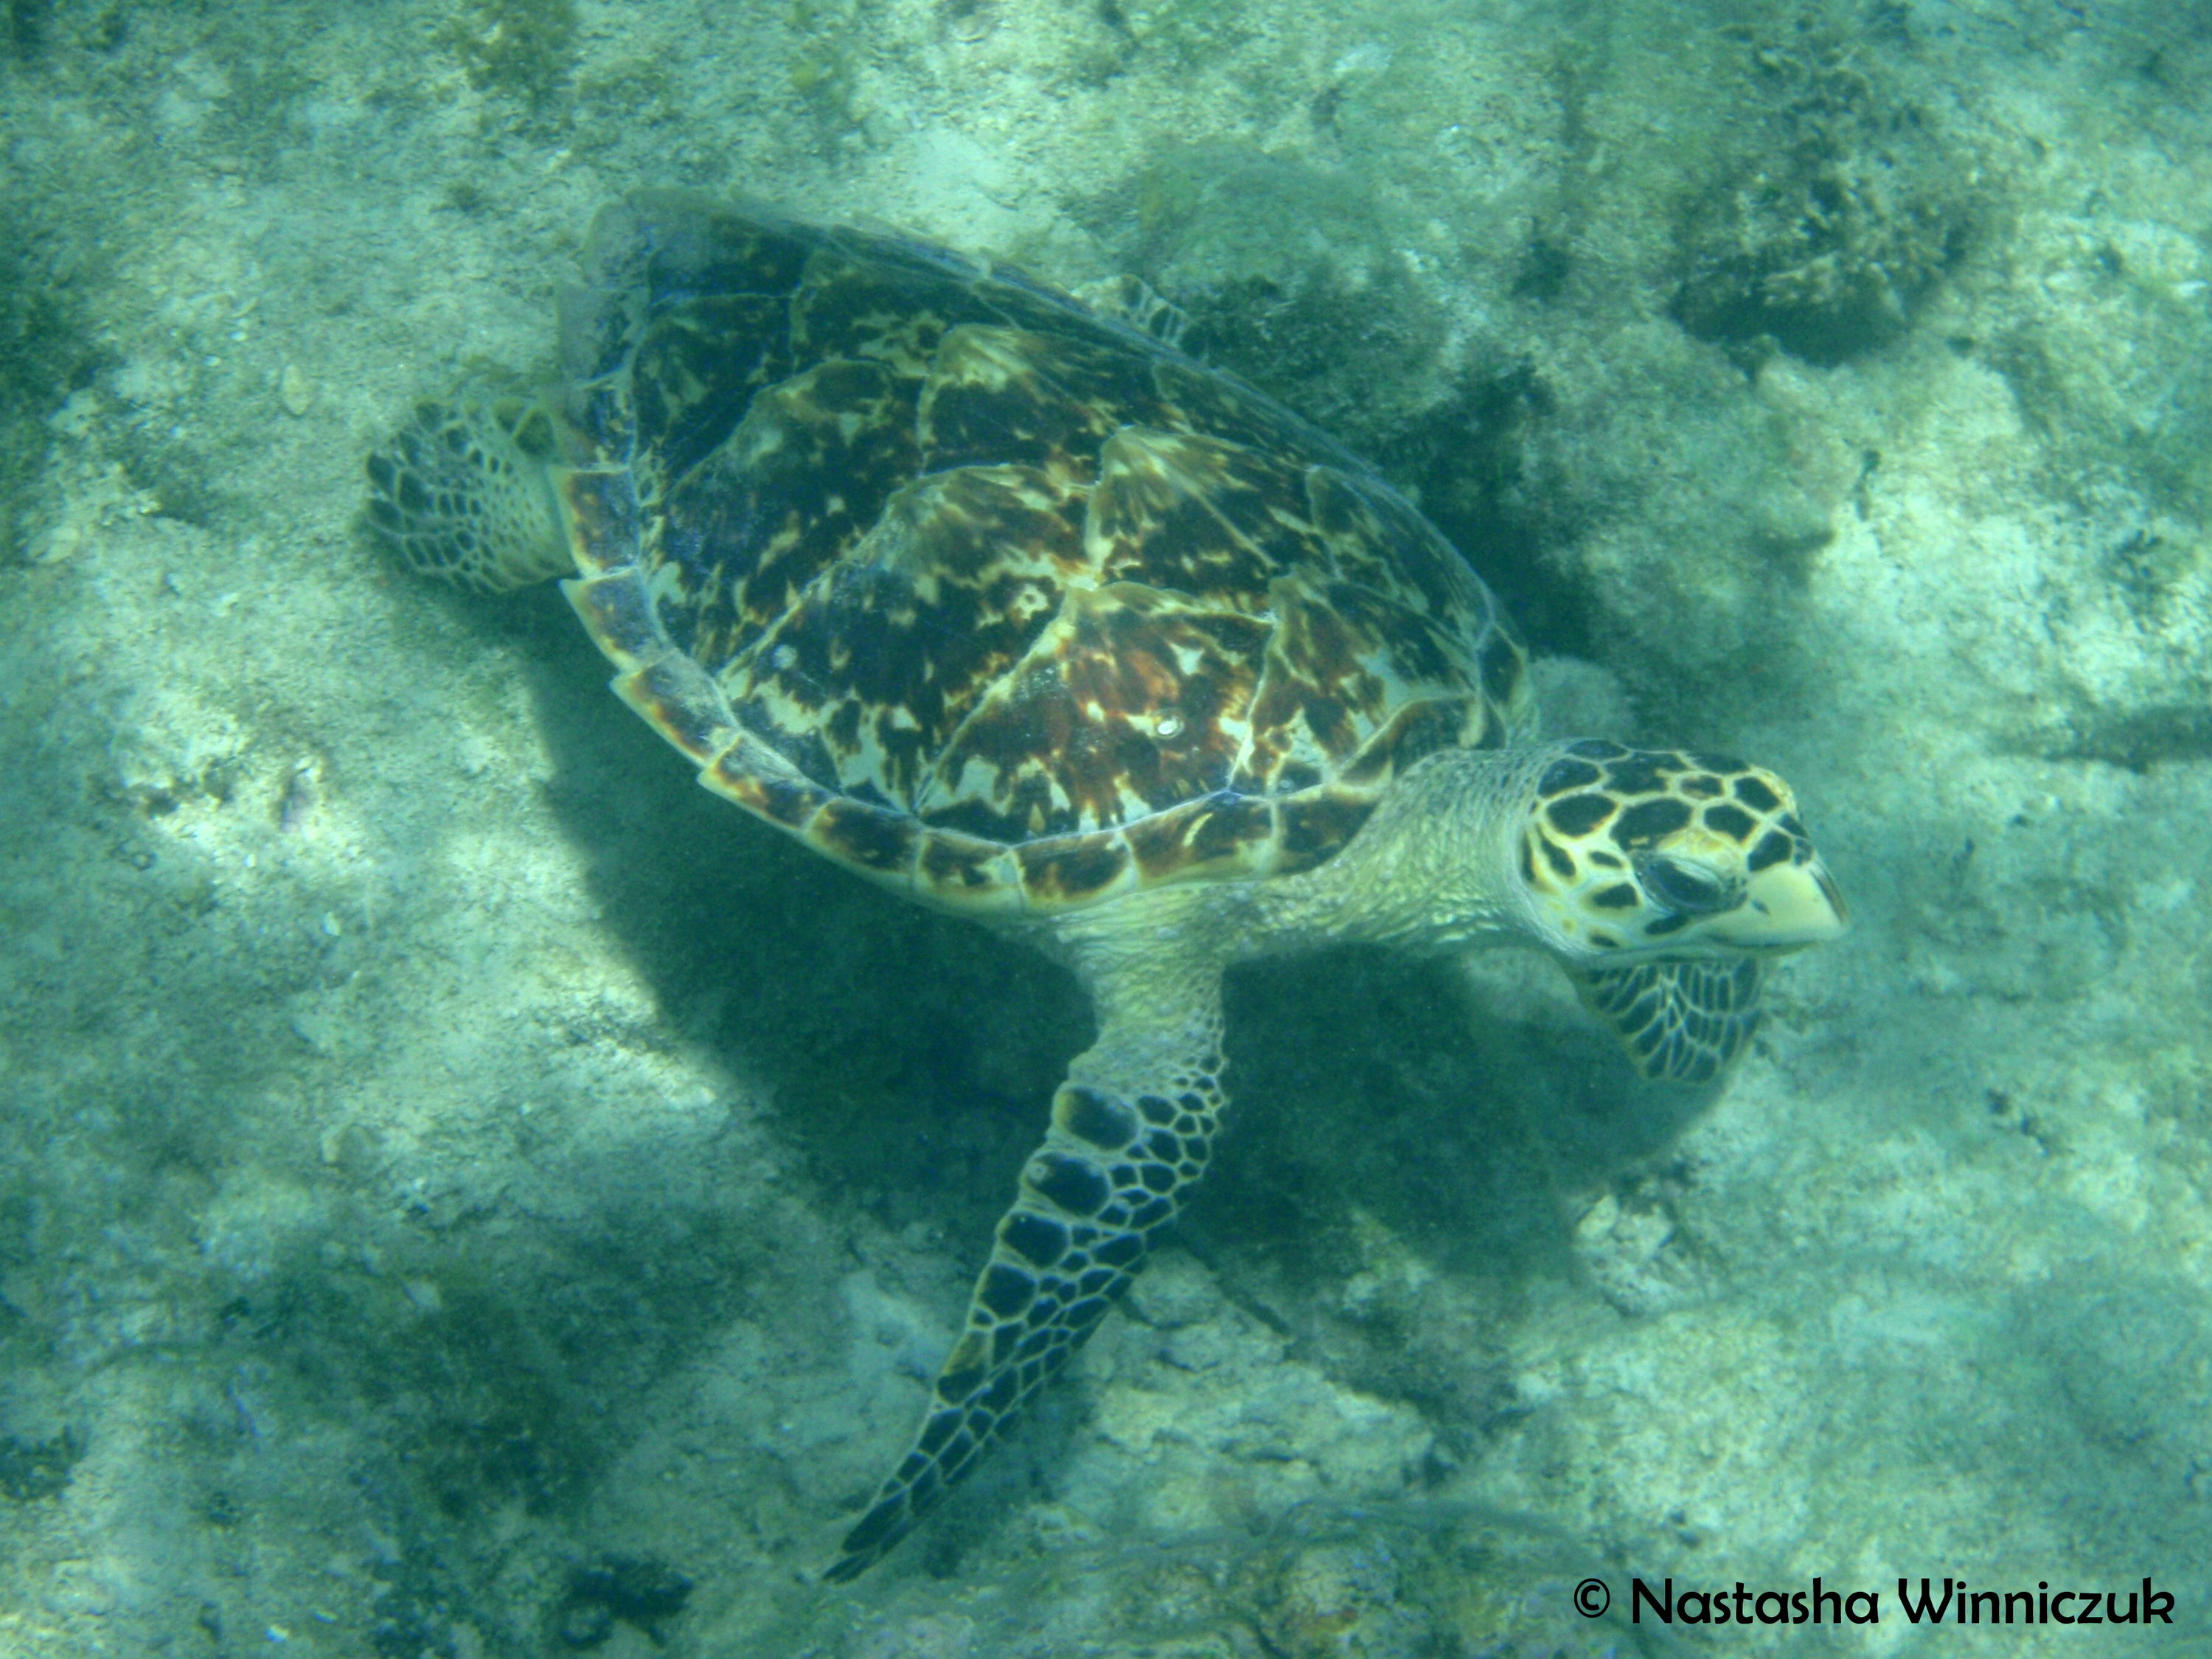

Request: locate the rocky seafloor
(2, 1), (2209, 1654)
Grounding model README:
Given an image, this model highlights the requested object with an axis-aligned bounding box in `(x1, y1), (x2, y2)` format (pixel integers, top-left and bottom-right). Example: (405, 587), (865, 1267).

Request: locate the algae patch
(438, 0), (577, 107)
(0, 206), (102, 559)
(1670, 29), (1966, 365)
(0, 1426), (83, 1500)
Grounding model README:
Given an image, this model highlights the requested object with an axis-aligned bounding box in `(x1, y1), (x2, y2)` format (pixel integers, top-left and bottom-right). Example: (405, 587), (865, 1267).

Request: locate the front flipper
(824, 957), (1225, 1583)
(1568, 956), (1764, 1084)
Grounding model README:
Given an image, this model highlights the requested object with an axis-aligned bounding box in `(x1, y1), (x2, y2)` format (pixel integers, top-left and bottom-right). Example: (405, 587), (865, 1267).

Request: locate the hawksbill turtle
(366, 192), (1846, 1582)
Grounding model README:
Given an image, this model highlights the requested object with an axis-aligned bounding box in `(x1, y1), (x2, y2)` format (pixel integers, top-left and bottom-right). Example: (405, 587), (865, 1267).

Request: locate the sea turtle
(366, 193), (1846, 1582)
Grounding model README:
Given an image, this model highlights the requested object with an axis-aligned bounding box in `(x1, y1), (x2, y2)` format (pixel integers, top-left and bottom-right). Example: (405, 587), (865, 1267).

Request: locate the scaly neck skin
(1265, 743), (1557, 956)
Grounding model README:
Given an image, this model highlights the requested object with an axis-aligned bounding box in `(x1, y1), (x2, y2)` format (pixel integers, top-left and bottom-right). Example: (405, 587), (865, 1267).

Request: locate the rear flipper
(824, 973), (1226, 1583)
(1568, 956), (1764, 1084)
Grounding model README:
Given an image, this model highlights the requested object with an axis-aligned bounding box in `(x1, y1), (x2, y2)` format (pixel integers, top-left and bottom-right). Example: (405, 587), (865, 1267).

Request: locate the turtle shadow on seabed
(487, 580), (1095, 1235)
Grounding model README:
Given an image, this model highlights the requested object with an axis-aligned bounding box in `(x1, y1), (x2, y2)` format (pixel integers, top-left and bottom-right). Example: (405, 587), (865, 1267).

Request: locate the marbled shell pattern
(555, 194), (1536, 913)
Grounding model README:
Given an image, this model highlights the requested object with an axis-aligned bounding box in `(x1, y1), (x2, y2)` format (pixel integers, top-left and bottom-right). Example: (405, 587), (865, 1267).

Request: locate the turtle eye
(1637, 855), (1734, 915)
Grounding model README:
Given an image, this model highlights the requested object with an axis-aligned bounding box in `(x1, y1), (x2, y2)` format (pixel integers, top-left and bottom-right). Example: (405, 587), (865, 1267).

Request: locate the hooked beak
(1708, 855), (1849, 953)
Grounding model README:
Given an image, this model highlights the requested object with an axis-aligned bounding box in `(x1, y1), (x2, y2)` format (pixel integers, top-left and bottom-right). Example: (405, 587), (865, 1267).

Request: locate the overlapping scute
(558, 194), (1534, 908)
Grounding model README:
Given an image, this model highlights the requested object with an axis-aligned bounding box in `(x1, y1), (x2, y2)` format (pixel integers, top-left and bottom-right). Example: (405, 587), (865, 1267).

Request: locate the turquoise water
(2, 1), (2210, 1652)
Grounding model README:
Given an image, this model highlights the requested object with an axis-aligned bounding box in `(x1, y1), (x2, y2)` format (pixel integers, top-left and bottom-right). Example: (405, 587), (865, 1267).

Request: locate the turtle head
(365, 377), (578, 594)
(1509, 740), (1846, 966)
